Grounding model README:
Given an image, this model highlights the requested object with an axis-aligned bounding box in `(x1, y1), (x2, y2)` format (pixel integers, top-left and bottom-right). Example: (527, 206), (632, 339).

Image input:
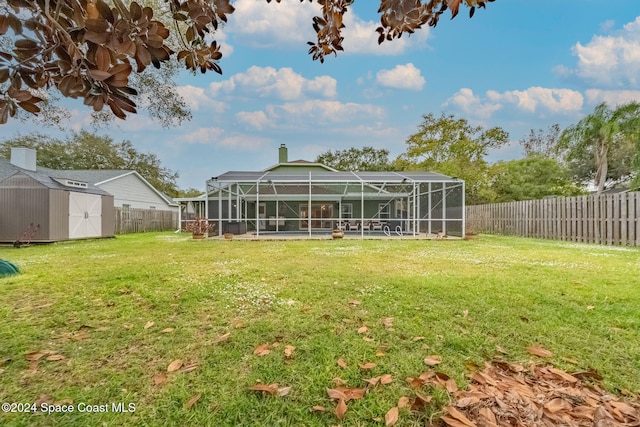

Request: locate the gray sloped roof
(0, 159), (111, 196)
(46, 169), (135, 184)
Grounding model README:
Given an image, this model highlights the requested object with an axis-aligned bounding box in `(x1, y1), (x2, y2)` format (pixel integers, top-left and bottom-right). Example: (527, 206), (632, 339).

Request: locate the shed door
(69, 193), (102, 239)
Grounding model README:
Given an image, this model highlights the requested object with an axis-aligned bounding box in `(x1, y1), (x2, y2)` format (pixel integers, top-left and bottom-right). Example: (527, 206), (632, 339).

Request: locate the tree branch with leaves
(1, 0), (495, 124)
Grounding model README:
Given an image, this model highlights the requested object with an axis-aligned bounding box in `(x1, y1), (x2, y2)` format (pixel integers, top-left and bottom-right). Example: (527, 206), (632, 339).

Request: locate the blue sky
(3, 0), (640, 190)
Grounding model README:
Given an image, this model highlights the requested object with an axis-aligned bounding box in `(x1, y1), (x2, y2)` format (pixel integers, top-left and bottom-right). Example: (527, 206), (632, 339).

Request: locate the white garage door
(69, 192), (102, 239)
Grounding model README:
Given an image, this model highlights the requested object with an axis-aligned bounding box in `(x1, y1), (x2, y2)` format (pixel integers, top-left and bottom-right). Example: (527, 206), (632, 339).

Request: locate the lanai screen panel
(207, 171), (465, 237)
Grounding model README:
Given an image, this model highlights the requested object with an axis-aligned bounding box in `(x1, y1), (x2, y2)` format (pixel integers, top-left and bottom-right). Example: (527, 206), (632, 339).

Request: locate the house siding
(48, 189), (69, 241)
(98, 174), (175, 211)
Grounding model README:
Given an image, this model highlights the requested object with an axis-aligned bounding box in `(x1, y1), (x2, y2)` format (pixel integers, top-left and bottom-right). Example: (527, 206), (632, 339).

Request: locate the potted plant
(184, 217), (213, 239)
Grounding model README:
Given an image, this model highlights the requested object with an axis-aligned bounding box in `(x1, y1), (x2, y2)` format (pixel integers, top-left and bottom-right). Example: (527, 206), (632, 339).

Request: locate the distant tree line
(316, 102), (640, 205)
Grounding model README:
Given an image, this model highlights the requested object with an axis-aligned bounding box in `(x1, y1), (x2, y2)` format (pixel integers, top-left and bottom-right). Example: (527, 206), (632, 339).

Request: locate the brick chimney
(10, 147), (37, 171)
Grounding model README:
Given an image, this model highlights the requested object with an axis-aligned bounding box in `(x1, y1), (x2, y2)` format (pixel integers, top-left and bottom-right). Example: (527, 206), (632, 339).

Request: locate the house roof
(211, 170), (459, 183)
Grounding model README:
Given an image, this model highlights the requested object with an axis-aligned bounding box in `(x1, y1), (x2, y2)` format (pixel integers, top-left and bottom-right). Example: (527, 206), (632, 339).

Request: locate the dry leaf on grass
(181, 362), (198, 373)
(249, 383), (279, 394)
(311, 405), (326, 411)
(348, 300), (361, 307)
(153, 372), (167, 386)
(380, 374), (393, 385)
(363, 337), (375, 343)
(397, 396), (411, 408)
(360, 362), (377, 370)
(327, 388), (349, 401)
(424, 355), (442, 366)
(167, 359), (183, 372)
(441, 406), (476, 427)
(364, 377), (380, 386)
(213, 333), (230, 344)
(337, 358), (347, 369)
(161, 328), (174, 333)
(412, 336), (425, 342)
(184, 393), (201, 409)
(382, 317), (394, 328)
(45, 354), (65, 361)
(284, 345), (295, 358)
(144, 321), (154, 329)
(253, 343), (271, 356)
(357, 326), (368, 334)
(385, 406), (399, 426)
(335, 399), (347, 420)
(526, 345), (553, 358)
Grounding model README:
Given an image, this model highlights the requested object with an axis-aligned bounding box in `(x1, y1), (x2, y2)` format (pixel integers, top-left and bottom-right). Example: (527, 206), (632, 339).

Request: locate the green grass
(0, 233), (639, 426)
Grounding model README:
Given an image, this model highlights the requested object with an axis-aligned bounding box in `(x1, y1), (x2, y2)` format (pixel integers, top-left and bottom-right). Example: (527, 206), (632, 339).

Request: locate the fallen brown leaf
(327, 388), (349, 401)
(424, 355), (442, 366)
(144, 321), (154, 329)
(45, 354), (65, 361)
(357, 326), (368, 334)
(253, 343), (271, 356)
(153, 372), (167, 385)
(441, 406), (476, 427)
(277, 386), (292, 397)
(249, 383), (279, 394)
(385, 406), (399, 426)
(311, 405), (326, 411)
(398, 396), (410, 408)
(284, 345), (295, 358)
(184, 393), (201, 409)
(213, 333), (230, 344)
(380, 374), (393, 385)
(335, 399), (347, 420)
(526, 345), (553, 358)
(161, 328), (174, 333)
(412, 336), (425, 342)
(167, 359), (183, 372)
(337, 358), (347, 368)
(359, 362), (377, 370)
(382, 317), (394, 328)
(364, 377), (380, 386)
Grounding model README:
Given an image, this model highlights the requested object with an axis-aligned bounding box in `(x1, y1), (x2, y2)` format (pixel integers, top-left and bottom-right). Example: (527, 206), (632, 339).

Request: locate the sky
(3, 0), (640, 190)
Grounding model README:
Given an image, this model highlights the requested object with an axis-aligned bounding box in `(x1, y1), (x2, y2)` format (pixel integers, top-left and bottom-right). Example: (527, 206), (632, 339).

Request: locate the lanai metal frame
(205, 170), (465, 238)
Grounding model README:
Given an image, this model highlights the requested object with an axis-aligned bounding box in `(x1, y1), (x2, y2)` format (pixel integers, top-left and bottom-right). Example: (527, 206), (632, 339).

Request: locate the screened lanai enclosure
(205, 170), (465, 238)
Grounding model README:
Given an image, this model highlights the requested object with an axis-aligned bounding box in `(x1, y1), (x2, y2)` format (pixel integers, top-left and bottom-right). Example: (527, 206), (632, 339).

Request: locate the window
(341, 203), (353, 219)
(378, 203), (390, 220)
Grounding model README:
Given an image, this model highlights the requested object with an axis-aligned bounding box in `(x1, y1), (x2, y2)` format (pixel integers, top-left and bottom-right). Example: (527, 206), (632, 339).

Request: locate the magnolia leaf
(213, 333), (230, 344)
(337, 358), (347, 369)
(359, 362), (376, 370)
(45, 354), (65, 361)
(412, 336), (425, 342)
(442, 406), (476, 427)
(153, 372), (167, 385)
(284, 345), (295, 358)
(364, 377), (380, 386)
(184, 393), (201, 409)
(398, 396), (410, 408)
(363, 337), (375, 343)
(311, 405), (326, 411)
(167, 359), (183, 372)
(144, 321), (154, 329)
(277, 386), (292, 397)
(335, 399), (347, 420)
(424, 355), (442, 366)
(348, 300), (361, 306)
(385, 406), (399, 426)
(380, 374), (393, 385)
(526, 345), (553, 358)
(253, 343), (271, 356)
(382, 317), (394, 328)
(161, 328), (174, 333)
(327, 388), (348, 401)
(544, 398), (572, 413)
(357, 326), (368, 334)
(249, 383), (278, 394)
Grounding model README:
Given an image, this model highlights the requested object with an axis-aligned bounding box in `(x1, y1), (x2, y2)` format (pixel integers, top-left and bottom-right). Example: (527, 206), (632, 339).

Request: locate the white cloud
(444, 87), (583, 120)
(561, 16), (640, 88)
(585, 89), (640, 106)
(443, 88), (502, 119)
(236, 111), (272, 130)
(267, 100), (384, 124)
(181, 127), (225, 144)
(376, 63), (425, 90)
(342, 13), (430, 56)
(176, 85), (227, 113)
(227, 0), (429, 56)
(487, 87), (584, 114)
(209, 66), (337, 100)
(226, 0), (318, 49)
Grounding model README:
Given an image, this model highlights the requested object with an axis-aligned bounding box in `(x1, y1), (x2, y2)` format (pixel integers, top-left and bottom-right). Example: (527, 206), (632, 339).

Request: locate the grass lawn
(0, 233), (639, 426)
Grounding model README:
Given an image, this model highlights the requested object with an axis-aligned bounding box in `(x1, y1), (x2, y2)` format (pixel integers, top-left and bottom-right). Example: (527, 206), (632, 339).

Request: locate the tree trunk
(594, 138), (608, 194)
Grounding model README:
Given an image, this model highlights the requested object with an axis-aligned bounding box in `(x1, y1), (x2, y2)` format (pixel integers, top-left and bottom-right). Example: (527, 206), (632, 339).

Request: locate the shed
(0, 148), (114, 243)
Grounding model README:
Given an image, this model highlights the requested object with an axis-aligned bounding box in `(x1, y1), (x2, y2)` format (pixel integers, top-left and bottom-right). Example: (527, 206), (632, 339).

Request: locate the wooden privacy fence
(466, 192), (640, 246)
(114, 207), (178, 234)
